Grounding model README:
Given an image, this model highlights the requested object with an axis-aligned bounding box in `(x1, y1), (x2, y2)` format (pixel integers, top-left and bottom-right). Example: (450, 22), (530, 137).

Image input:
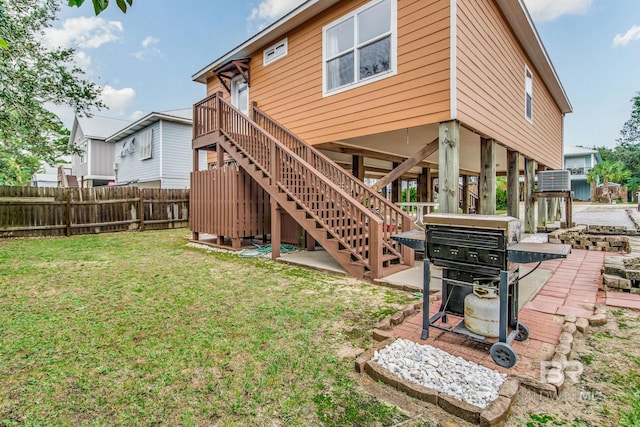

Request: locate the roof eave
(106, 113), (192, 143)
(192, 0), (342, 84)
(497, 0), (573, 114)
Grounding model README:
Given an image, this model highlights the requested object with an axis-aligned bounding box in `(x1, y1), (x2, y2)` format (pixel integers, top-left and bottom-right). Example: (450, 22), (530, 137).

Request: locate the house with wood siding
(190, 0), (572, 279)
(107, 109), (207, 189)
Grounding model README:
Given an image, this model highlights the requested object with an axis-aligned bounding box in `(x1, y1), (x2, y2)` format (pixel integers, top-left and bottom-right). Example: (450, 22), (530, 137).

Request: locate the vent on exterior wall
(537, 170), (571, 192)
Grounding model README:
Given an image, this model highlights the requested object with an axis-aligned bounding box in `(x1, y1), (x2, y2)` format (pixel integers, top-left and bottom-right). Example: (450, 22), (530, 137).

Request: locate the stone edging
(538, 305), (607, 393)
(355, 337), (519, 426)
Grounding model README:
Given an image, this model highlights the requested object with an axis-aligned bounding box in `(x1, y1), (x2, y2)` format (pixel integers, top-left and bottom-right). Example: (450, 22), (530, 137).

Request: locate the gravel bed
(372, 339), (506, 408)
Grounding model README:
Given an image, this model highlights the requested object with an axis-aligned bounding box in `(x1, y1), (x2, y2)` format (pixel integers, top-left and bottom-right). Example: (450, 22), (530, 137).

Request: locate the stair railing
(197, 93), (385, 275)
(252, 105), (414, 262)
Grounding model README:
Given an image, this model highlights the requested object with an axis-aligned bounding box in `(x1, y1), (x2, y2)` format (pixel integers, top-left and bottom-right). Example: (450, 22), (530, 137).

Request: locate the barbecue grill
(392, 213), (571, 368)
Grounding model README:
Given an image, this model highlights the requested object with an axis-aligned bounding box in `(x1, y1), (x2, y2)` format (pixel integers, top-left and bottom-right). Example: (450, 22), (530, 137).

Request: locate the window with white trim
(263, 38), (288, 65)
(525, 65), (533, 123)
(323, 0), (396, 96)
(140, 129), (153, 160)
(80, 140), (88, 164)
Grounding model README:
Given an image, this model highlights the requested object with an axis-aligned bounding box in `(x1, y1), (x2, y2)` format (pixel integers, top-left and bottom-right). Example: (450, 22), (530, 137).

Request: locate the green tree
(68, 0), (133, 15)
(0, 0), (104, 185)
(618, 92), (640, 147)
(586, 160), (630, 203)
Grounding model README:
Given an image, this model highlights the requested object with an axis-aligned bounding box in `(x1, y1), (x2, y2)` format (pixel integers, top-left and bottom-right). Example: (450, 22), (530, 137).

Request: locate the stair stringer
(217, 135), (368, 277)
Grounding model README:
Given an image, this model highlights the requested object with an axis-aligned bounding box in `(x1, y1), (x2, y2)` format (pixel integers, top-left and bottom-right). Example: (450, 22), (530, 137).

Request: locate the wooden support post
(391, 162), (401, 203)
(507, 150), (520, 219)
(428, 171), (434, 203)
(565, 194), (573, 228)
(405, 180), (411, 202)
(193, 149), (200, 172)
(418, 167), (429, 202)
(216, 144), (224, 167)
(306, 232), (315, 252)
(479, 138), (496, 215)
(66, 190), (72, 237)
(271, 201), (281, 259)
(537, 195), (547, 229)
(524, 158), (536, 233)
(438, 121), (460, 214)
(138, 190), (145, 231)
(352, 155), (365, 181)
(547, 196), (557, 223)
(461, 175), (469, 214)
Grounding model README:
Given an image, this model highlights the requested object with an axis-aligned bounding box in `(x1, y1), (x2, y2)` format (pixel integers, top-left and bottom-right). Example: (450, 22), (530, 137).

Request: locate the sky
(48, 0), (640, 149)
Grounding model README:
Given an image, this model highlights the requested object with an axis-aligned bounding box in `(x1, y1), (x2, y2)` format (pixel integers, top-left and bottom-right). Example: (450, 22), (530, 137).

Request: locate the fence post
(138, 189), (145, 231)
(66, 190), (72, 237)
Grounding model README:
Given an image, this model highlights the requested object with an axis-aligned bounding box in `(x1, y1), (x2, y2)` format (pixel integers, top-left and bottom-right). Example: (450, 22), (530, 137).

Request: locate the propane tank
(464, 286), (500, 337)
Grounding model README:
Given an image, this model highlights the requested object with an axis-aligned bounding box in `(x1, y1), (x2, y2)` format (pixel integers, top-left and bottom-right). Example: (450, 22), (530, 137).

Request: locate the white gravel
(372, 339), (506, 409)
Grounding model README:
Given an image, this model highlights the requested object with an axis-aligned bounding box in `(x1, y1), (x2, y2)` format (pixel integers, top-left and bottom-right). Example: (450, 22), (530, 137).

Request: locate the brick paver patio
(393, 249), (612, 378)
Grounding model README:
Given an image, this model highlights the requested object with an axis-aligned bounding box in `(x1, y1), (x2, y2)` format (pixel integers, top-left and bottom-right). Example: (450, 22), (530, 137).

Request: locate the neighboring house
(564, 146), (602, 201)
(69, 115), (132, 187)
(190, 0), (571, 278)
(31, 159), (72, 188)
(106, 109), (207, 188)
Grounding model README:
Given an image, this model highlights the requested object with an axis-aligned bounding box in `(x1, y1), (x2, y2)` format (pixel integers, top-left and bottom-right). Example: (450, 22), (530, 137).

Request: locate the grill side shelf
(507, 242), (571, 263)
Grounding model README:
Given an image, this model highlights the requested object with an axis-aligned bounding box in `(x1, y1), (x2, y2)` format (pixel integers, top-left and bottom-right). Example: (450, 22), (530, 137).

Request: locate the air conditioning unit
(537, 170), (571, 192)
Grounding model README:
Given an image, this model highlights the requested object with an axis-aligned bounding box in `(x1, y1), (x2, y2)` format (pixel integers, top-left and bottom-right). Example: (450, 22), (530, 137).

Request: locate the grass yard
(0, 229), (419, 426)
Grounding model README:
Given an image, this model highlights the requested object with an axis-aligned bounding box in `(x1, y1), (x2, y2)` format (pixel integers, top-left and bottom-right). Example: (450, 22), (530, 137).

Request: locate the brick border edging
(369, 295), (442, 342)
(355, 337), (519, 426)
(536, 305), (607, 393)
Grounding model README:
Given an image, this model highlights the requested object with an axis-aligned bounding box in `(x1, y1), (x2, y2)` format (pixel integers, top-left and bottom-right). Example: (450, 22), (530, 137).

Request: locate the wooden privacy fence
(0, 186), (189, 238)
(190, 166), (270, 248)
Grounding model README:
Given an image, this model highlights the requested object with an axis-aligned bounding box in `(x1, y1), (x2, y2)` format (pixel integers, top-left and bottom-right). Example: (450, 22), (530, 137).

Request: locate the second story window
(80, 140), (88, 164)
(525, 65), (533, 123)
(140, 130), (153, 160)
(323, 0), (397, 96)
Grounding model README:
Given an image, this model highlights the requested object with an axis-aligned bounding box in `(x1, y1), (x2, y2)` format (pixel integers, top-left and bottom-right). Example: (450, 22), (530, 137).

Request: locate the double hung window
(323, 0), (396, 95)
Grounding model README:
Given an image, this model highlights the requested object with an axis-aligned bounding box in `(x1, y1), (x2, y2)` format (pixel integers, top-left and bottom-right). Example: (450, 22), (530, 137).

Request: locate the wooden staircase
(58, 166), (79, 188)
(193, 93), (414, 279)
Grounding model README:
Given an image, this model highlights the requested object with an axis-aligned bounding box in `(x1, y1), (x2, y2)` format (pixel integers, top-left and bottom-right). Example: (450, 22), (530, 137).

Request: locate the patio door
(231, 76), (249, 115)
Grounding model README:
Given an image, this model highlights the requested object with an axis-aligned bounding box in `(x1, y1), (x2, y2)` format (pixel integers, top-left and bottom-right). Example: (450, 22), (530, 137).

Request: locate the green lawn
(0, 230), (417, 426)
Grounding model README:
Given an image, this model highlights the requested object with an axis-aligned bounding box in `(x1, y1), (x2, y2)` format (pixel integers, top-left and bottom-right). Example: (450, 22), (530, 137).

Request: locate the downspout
(159, 120), (163, 188)
(450, 0), (457, 120)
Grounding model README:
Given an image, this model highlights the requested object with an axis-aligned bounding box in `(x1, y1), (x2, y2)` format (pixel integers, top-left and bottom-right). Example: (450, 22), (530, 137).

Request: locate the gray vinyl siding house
(564, 146), (602, 201)
(107, 109), (207, 188)
(69, 115), (132, 187)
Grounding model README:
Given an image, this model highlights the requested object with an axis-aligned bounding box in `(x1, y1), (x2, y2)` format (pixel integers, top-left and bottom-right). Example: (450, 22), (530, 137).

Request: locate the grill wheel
(490, 342), (518, 368)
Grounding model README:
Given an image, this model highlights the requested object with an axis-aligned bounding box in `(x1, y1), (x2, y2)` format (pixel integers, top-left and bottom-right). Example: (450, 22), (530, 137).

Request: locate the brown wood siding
(205, 0), (452, 146)
(455, 0), (564, 168)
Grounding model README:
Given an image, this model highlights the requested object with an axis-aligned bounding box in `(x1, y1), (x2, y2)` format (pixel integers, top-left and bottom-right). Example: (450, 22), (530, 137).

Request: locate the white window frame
(525, 65), (533, 123)
(322, 0), (397, 97)
(263, 38), (288, 66)
(140, 129), (153, 160)
(80, 140), (88, 164)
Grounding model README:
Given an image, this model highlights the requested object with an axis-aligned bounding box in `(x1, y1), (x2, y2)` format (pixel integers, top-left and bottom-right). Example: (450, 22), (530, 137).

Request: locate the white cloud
(73, 51), (92, 71)
(141, 36), (159, 48)
(131, 35), (165, 61)
(44, 16), (123, 49)
(248, 0), (304, 30)
(523, 0), (592, 23)
(613, 25), (640, 47)
(100, 85), (136, 116)
(130, 110), (145, 120)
